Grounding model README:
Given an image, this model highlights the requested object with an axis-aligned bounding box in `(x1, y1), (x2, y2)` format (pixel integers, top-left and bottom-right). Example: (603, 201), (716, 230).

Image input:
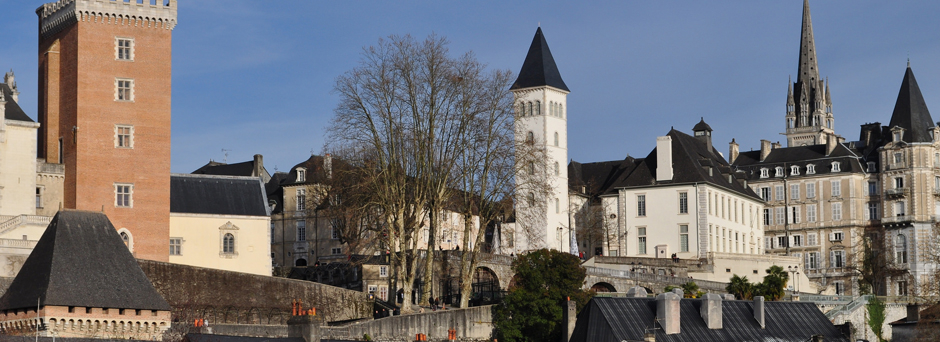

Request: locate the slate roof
(192, 160), (255, 177)
(281, 155), (332, 187)
(570, 297), (848, 342)
(732, 142), (866, 180)
(692, 118), (712, 132)
(0, 210), (171, 311)
(568, 158), (640, 196)
(610, 129), (760, 200)
(1, 83), (32, 122)
(510, 27), (569, 92)
(170, 174), (270, 216)
(888, 66), (935, 143)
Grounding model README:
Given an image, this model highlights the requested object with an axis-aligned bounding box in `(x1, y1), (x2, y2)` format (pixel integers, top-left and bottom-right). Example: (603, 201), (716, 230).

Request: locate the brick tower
(36, 0), (178, 261)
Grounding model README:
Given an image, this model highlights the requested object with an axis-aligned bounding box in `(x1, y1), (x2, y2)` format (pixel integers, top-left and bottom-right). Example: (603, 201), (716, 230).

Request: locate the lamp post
(788, 265), (800, 294)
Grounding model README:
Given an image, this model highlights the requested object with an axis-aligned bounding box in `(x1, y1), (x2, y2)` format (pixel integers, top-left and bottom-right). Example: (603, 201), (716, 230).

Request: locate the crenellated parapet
(36, 0), (177, 39)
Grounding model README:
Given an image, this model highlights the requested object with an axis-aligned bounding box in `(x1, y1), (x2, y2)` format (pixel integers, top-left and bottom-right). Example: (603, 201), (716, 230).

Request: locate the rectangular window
(790, 184), (800, 200)
(116, 37), (134, 61)
(793, 235), (802, 247)
(296, 220), (306, 241)
(898, 281), (908, 296)
(807, 205), (817, 222)
(35, 187), (43, 209)
(777, 236), (788, 248)
(790, 206), (801, 224)
(775, 186), (784, 201)
(637, 227), (647, 254)
(115, 125), (133, 148)
(832, 251), (845, 268)
(894, 152), (903, 164)
(116, 78), (134, 101)
(896, 201), (906, 216)
(296, 188), (306, 211)
(761, 187), (771, 202)
(868, 202), (879, 220)
(169, 238), (182, 256)
(775, 207), (785, 225)
(379, 266), (388, 278)
(331, 221), (341, 239)
(679, 225), (689, 252)
(868, 181), (877, 195)
(831, 181), (841, 197)
(764, 237), (772, 250)
(807, 252), (819, 269)
(832, 203), (842, 220)
(808, 233), (817, 246)
(679, 192), (688, 214)
(806, 183), (816, 198)
(637, 195), (646, 216)
(835, 281), (845, 295)
(331, 247), (342, 255)
(763, 209), (771, 225)
(115, 183), (133, 207)
(895, 177), (904, 189)
(368, 285), (378, 294)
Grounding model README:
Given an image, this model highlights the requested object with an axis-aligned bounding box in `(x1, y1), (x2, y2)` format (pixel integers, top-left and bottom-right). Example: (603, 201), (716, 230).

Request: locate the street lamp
(787, 265), (800, 294)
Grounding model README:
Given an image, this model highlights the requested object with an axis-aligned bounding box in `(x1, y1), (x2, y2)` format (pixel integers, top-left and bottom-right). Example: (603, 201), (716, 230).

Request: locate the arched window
(554, 161), (560, 176)
(559, 103), (564, 118)
(896, 234), (908, 263)
(120, 232), (129, 246)
(549, 102), (555, 116)
(518, 102), (525, 116)
(295, 258), (308, 267)
(535, 101), (541, 115)
(223, 233), (235, 253)
(526, 131), (534, 143)
(554, 132), (559, 146)
(527, 102), (533, 116)
(118, 228), (133, 252)
(527, 193), (535, 206)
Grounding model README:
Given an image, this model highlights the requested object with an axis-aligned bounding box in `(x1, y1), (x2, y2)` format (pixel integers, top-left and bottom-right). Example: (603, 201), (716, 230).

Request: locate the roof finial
(907, 57), (910, 68)
(538, 22), (541, 28)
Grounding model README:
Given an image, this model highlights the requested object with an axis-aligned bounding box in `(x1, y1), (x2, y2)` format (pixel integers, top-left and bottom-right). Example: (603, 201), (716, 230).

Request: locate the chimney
(723, 294), (735, 301)
(772, 141), (781, 149)
(729, 139), (739, 163)
(759, 140), (772, 162)
(562, 299), (576, 342)
(253, 154), (264, 178)
(627, 286), (648, 298)
(700, 293), (722, 329)
(753, 296), (765, 328)
(656, 292), (681, 335)
(907, 304), (921, 322)
(656, 136), (673, 182)
(324, 153), (333, 179)
(825, 134), (838, 156)
(644, 332), (656, 342)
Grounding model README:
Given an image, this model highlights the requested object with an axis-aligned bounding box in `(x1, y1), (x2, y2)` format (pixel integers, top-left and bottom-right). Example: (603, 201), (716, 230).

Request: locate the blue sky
(2, 1), (940, 173)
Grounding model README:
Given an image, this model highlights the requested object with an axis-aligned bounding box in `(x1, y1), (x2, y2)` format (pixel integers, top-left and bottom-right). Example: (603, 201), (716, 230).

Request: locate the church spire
(511, 27), (569, 92)
(797, 0), (820, 84)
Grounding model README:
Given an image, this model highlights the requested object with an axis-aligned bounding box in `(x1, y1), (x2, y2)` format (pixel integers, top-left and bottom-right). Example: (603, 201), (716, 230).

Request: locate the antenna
(221, 149), (231, 163)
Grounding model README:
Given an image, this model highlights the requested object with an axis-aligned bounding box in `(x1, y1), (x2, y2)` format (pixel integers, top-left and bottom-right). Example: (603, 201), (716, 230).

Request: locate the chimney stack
(699, 293), (723, 329)
(627, 286), (648, 298)
(907, 304), (921, 322)
(760, 140), (772, 162)
(656, 136), (673, 182)
(729, 139), (739, 163)
(253, 154), (264, 178)
(656, 292), (681, 335)
(324, 153), (333, 179)
(753, 296), (765, 329)
(562, 299), (576, 342)
(772, 141), (781, 149)
(825, 134), (838, 156)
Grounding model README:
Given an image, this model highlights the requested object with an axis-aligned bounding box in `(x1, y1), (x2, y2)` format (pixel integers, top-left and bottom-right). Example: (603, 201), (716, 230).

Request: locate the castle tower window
(559, 103), (564, 118)
(554, 132), (559, 146)
(115, 125), (134, 148)
(115, 78), (134, 101)
(223, 233), (235, 254)
(526, 131), (534, 143)
(116, 37), (134, 61)
(115, 183), (133, 207)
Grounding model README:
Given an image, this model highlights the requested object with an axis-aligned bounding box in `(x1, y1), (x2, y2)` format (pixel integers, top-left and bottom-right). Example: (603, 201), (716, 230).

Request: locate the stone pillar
(627, 286), (648, 298)
(288, 315), (324, 342)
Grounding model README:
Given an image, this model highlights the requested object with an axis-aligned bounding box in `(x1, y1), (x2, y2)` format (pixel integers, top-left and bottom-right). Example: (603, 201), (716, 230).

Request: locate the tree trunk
(420, 208), (437, 306)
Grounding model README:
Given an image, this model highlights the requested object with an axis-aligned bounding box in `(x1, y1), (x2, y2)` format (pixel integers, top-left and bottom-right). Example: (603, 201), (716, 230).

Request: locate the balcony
(934, 189), (940, 198)
(884, 188), (908, 198)
(882, 215), (913, 224)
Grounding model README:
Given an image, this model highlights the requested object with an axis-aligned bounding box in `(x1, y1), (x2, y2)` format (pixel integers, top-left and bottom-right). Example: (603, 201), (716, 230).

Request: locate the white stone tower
(511, 27), (570, 253)
(785, 0), (834, 147)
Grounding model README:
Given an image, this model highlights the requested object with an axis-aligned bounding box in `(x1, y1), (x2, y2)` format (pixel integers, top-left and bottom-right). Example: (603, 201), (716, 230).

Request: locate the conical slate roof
(888, 66), (935, 143)
(510, 27), (569, 92)
(0, 210), (170, 311)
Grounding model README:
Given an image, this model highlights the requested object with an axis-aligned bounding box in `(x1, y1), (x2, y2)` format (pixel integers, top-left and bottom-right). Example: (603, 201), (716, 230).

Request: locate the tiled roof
(570, 297), (848, 342)
(170, 174), (270, 216)
(0, 211), (171, 311)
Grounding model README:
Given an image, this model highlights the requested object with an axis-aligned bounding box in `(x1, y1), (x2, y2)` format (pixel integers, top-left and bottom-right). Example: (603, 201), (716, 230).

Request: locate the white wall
(169, 214), (272, 276)
(0, 121), (39, 217)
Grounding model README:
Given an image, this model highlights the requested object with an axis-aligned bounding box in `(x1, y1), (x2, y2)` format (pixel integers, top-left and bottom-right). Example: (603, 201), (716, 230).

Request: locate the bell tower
(785, 0), (834, 147)
(511, 27), (571, 253)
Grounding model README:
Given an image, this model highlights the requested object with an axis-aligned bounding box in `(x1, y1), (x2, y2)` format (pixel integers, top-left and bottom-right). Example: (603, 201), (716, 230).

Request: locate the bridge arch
(591, 282), (617, 293)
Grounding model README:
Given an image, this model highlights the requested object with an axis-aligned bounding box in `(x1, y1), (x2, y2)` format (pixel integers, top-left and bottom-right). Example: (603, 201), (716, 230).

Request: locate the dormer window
(894, 132), (901, 142)
(894, 152), (903, 164)
(296, 168), (306, 182)
(760, 168), (769, 178)
(867, 162), (876, 172)
(790, 165), (800, 176)
(831, 162), (841, 172)
(806, 164), (816, 174)
(774, 167), (784, 177)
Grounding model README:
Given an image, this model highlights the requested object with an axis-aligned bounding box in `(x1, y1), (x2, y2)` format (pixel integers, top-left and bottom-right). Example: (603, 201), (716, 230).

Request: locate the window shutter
(830, 251), (835, 268)
(804, 253), (810, 270)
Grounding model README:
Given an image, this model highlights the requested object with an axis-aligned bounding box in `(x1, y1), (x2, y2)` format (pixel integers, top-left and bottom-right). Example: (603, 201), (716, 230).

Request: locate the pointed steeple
(511, 27), (569, 91)
(797, 0), (819, 84)
(888, 66), (935, 143)
(787, 76), (795, 105)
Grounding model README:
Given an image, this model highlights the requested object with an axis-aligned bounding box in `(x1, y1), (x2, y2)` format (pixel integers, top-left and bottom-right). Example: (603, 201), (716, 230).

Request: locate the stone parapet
(37, 0), (178, 39)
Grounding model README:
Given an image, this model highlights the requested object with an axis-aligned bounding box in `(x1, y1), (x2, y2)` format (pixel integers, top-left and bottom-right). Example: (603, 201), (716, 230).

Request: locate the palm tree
(761, 265), (789, 301)
(726, 274), (754, 300)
